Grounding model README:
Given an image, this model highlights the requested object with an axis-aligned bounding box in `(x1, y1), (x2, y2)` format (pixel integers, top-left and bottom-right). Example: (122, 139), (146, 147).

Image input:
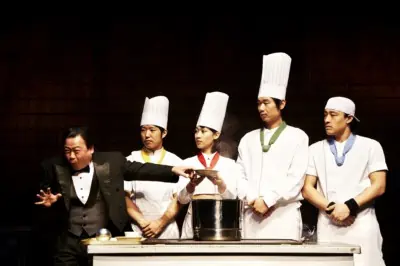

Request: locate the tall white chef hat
(258, 52), (292, 100)
(325, 96), (360, 122)
(196, 91), (229, 132)
(140, 96), (169, 129)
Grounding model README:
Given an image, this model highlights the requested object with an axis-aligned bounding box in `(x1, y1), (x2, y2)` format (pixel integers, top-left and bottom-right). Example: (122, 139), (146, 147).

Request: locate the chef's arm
(219, 163), (241, 199)
(177, 179), (192, 204)
(261, 135), (309, 208)
(353, 171), (386, 208)
(219, 181), (235, 199)
(347, 141), (387, 212)
(158, 194), (181, 227)
(352, 142), (387, 209)
(302, 175), (330, 211)
(125, 193), (148, 228)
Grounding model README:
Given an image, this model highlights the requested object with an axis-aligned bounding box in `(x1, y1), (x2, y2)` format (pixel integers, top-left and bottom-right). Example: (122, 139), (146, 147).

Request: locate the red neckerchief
(197, 152), (220, 169)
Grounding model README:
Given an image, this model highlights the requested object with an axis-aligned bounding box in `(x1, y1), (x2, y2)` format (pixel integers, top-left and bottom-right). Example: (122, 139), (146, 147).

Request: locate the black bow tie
(71, 165), (90, 175)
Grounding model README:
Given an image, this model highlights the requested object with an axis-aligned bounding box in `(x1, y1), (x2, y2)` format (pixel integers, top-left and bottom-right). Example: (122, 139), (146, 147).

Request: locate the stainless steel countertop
(87, 240), (361, 255)
(141, 239), (303, 245)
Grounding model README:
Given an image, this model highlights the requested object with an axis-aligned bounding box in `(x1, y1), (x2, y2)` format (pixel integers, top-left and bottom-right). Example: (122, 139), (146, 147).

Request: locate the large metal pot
(192, 198), (243, 241)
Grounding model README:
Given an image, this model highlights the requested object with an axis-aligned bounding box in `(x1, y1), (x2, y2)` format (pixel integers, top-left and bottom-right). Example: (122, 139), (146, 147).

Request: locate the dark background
(0, 15), (399, 265)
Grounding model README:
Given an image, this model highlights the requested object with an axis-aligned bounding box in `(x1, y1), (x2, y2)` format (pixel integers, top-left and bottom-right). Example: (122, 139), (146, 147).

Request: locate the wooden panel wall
(1, 15), (399, 264)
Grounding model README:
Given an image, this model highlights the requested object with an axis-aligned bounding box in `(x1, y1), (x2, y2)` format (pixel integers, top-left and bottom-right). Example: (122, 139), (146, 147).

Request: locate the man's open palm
(35, 187), (62, 207)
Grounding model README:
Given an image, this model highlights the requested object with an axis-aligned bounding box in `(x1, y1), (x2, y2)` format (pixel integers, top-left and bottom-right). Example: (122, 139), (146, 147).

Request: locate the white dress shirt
(71, 162), (94, 205)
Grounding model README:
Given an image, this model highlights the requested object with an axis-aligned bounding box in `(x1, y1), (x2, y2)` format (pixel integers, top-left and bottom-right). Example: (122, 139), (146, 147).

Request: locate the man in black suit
(34, 126), (194, 266)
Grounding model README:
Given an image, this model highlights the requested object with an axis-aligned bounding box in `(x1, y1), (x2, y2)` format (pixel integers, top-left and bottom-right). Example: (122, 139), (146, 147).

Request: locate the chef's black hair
(344, 114), (359, 133)
(140, 125), (165, 134)
(272, 98), (285, 115)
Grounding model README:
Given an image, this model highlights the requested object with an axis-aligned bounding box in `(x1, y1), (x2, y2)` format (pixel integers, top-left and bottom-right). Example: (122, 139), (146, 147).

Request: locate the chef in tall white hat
(196, 91), (228, 133)
(140, 96), (170, 130)
(236, 52), (309, 240)
(124, 95), (186, 239)
(178, 91), (241, 239)
(302, 96), (387, 266)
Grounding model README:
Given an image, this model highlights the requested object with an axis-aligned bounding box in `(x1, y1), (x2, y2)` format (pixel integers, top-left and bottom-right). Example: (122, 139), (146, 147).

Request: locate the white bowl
(124, 231), (141, 238)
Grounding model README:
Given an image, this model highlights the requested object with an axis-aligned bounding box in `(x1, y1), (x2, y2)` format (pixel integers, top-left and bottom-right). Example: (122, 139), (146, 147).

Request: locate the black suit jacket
(38, 151), (179, 234)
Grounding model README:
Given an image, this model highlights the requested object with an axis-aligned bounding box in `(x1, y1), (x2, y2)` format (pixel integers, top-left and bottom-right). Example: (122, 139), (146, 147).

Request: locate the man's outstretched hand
(35, 187), (62, 207)
(172, 166), (195, 179)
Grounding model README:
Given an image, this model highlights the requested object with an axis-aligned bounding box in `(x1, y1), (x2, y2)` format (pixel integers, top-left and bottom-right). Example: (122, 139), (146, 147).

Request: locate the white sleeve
(126, 154), (134, 162)
(262, 133), (309, 208)
(235, 137), (250, 201)
(367, 140), (388, 174)
(219, 160), (240, 199)
(177, 179), (192, 204)
(173, 176), (189, 195)
(124, 153), (138, 196)
(306, 144), (318, 177)
(176, 158), (192, 204)
(124, 181), (133, 194)
(124, 154), (135, 193)
(170, 155), (187, 195)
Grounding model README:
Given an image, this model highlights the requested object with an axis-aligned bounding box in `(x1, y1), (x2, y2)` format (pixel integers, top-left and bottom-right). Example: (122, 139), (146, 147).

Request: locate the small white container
(124, 231), (141, 238)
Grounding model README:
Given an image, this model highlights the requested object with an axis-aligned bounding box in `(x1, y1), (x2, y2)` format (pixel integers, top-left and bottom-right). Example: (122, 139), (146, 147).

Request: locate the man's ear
(279, 100), (286, 111)
(162, 129), (168, 139)
(346, 116), (354, 125)
(88, 145), (95, 154)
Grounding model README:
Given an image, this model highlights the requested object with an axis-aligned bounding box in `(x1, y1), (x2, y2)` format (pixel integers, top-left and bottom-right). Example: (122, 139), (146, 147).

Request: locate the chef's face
(195, 126), (220, 152)
(141, 125), (166, 151)
(64, 135), (94, 170)
(257, 97), (285, 125)
(324, 109), (353, 136)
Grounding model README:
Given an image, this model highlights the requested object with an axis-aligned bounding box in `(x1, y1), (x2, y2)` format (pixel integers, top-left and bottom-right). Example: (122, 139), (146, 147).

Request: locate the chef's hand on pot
(207, 172), (226, 194)
(248, 197), (269, 217)
(142, 219), (165, 238)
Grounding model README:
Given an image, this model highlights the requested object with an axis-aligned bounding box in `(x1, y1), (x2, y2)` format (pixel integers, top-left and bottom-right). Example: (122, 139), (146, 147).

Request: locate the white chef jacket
(178, 153), (240, 239)
(307, 134), (387, 266)
(124, 148), (186, 239)
(236, 125), (309, 240)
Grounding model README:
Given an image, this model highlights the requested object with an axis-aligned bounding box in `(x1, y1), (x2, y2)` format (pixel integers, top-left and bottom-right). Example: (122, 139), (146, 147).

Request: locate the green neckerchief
(260, 121), (287, 152)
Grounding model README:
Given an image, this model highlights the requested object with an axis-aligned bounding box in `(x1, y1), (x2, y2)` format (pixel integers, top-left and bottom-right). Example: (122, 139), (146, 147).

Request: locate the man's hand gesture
(35, 187), (62, 207)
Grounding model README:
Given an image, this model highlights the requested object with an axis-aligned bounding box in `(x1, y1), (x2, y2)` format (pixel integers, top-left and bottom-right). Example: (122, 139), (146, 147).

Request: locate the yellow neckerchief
(141, 147), (166, 164)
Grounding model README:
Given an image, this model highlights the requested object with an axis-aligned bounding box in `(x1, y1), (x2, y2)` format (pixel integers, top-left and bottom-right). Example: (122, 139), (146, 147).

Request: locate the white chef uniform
(307, 96), (387, 266)
(177, 91), (240, 239)
(237, 53), (309, 240)
(124, 96), (186, 239)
